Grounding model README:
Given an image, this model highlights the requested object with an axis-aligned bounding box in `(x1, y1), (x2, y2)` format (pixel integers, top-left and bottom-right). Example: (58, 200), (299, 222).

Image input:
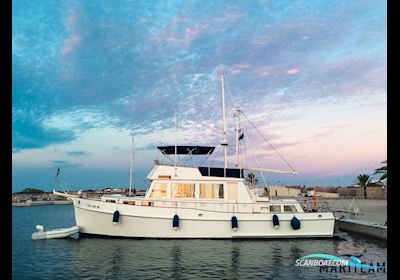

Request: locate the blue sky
(12, 0), (386, 192)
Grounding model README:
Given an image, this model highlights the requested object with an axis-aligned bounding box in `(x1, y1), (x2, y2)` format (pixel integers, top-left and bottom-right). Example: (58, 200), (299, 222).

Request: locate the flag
(55, 167), (60, 178)
(238, 128), (244, 140)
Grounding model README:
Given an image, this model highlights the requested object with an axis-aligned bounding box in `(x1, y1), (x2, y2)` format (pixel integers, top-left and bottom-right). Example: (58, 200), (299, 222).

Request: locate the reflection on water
(13, 205), (387, 280)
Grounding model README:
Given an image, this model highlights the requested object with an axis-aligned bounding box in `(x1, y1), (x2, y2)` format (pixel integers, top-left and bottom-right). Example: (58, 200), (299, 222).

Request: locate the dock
(303, 198), (387, 240)
(335, 218), (387, 240)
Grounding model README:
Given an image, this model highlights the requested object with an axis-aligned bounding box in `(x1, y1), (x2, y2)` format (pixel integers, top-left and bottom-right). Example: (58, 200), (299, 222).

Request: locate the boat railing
(111, 197), (305, 214)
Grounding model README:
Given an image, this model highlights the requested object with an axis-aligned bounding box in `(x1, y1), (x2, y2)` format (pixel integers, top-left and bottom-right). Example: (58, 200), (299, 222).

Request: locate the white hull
(73, 198), (334, 238)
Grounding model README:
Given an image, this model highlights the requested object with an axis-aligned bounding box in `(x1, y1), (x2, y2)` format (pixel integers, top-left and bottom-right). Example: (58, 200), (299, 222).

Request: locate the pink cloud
(255, 66), (270, 77)
(151, 12), (242, 47)
(61, 35), (81, 54)
(231, 69), (242, 75)
(229, 64), (251, 75)
(61, 8), (81, 55)
(184, 23), (209, 45)
(286, 67), (300, 75)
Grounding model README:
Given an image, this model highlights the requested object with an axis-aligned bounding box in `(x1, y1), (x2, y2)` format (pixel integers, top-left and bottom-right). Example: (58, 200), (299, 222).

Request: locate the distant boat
(54, 74), (335, 238)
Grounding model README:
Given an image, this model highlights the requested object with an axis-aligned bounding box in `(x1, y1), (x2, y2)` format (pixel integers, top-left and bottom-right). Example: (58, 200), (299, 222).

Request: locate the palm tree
(374, 160), (387, 181)
(354, 174), (372, 199)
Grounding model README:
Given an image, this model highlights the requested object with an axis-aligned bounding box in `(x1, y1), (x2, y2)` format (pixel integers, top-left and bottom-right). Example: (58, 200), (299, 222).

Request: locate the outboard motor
(173, 215), (179, 230)
(272, 214), (280, 229)
(291, 216), (301, 230)
(231, 216), (238, 231)
(36, 225), (44, 232)
(113, 210), (120, 225)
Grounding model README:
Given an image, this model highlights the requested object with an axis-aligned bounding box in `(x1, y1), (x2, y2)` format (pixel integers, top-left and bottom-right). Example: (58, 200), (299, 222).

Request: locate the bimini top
(157, 146), (215, 155)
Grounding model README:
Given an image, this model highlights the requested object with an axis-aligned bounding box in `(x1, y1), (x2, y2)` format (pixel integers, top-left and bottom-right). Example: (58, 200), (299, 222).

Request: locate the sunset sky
(12, 0), (386, 192)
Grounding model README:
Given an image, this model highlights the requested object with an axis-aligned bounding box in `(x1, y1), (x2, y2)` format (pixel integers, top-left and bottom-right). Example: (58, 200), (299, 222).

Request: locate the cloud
(12, 116), (76, 150)
(61, 35), (81, 55)
(60, 8), (82, 55)
(255, 66), (270, 77)
(12, 0), (386, 190)
(66, 150), (90, 157)
(286, 67), (300, 75)
(53, 160), (82, 167)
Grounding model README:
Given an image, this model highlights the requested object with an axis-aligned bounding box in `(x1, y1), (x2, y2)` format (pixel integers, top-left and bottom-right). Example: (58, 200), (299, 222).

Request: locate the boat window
(172, 183), (195, 198)
(284, 205), (298, 212)
(269, 205), (281, 212)
(150, 183), (168, 198)
(200, 184), (224, 199)
(219, 185), (224, 198)
(123, 201), (135, 205)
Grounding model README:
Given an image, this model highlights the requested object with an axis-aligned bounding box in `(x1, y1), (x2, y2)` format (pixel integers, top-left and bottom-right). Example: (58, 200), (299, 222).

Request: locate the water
(13, 205), (387, 279)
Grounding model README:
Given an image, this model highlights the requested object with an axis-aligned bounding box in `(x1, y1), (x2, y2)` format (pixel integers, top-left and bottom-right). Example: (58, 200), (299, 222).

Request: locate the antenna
(129, 132), (134, 196)
(234, 107), (241, 167)
(174, 108), (179, 177)
(220, 73), (228, 177)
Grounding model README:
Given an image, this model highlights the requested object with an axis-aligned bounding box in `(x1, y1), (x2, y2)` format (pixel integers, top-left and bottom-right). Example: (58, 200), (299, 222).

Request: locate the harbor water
(13, 205), (387, 279)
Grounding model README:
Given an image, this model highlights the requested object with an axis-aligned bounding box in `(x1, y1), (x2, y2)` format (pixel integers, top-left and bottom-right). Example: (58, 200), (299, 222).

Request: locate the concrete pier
(335, 218), (387, 240)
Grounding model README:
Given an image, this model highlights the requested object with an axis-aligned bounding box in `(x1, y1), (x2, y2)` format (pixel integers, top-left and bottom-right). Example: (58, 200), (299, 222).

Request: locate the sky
(12, 0), (387, 192)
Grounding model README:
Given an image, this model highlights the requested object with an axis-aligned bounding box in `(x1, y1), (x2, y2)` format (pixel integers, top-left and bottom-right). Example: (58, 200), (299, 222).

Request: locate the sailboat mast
(129, 133), (134, 196)
(220, 74), (227, 177)
(174, 108), (178, 176)
(234, 107), (240, 167)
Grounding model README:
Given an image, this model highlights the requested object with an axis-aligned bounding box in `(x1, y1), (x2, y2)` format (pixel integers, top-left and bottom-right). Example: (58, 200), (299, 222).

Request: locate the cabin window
(218, 185), (224, 198)
(283, 205), (298, 212)
(123, 201), (135, 205)
(150, 183), (167, 198)
(200, 184), (224, 199)
(172, 183), (195, 198)
(269, 205), (281, 212)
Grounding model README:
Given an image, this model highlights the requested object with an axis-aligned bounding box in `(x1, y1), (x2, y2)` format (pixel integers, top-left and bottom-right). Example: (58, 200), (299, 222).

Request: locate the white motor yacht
(54, 74), (335, 238)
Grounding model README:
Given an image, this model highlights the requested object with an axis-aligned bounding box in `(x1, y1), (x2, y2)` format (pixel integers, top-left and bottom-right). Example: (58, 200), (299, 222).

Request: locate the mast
(174, 108), (178, 177)
(129, 133), (134, 196)
(220, 74), (227, 177)
(234, 107), (240, 167)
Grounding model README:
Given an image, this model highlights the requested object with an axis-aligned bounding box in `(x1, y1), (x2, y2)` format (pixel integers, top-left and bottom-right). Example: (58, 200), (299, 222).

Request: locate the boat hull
(72, 198), (334, 238)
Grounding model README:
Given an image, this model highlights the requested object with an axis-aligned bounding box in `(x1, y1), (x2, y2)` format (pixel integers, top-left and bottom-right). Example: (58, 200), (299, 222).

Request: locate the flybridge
(155, 146), (243, 178)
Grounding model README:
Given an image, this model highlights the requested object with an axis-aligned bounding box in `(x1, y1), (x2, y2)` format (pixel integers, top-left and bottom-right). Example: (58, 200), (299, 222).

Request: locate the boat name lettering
(87, 204), (100, 209)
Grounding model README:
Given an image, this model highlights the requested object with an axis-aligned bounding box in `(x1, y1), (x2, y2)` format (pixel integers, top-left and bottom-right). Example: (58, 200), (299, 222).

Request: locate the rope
(241, 111), (296, 173)
(243, 129), (268, 188)
(225, 77), (296, 174)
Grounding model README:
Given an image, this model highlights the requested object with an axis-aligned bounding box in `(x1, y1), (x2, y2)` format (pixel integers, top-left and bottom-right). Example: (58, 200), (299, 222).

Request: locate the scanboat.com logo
(295, 246), (386, 274)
